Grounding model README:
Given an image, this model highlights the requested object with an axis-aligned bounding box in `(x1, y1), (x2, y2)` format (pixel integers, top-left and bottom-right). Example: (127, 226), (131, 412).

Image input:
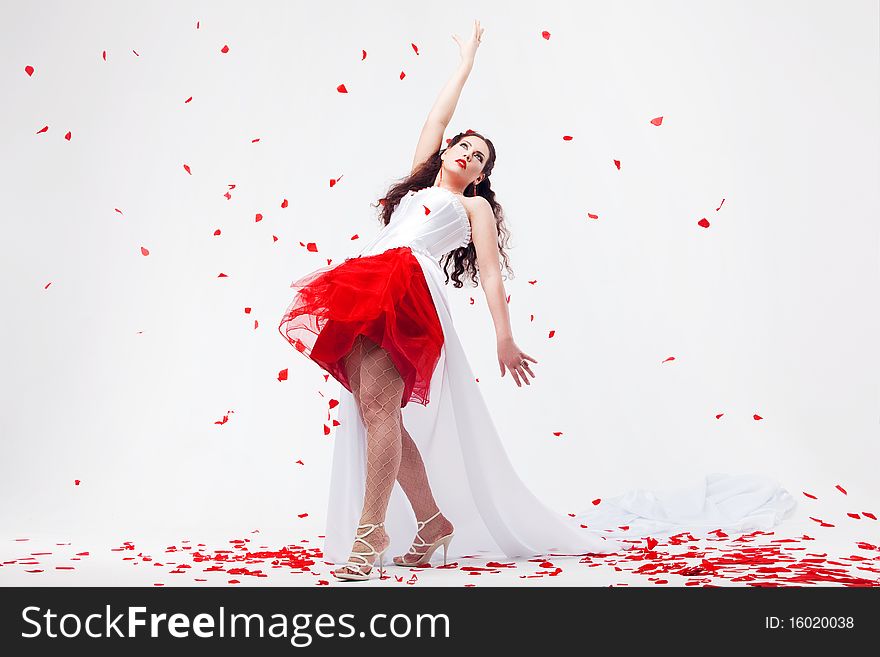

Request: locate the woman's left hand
(497, 337), (538, 387)
(452, 19), (484, 64)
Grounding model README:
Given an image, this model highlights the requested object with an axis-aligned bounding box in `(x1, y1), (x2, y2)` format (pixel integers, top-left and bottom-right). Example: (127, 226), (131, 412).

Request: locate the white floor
(2, 514), (877, 588)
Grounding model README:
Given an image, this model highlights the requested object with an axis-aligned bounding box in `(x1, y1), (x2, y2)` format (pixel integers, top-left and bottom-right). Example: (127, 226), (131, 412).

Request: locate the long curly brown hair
(370, 130), (514, 288)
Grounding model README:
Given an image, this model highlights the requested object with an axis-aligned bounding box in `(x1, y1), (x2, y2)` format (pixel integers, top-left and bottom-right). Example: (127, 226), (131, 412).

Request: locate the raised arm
(411, 20), (485, 175)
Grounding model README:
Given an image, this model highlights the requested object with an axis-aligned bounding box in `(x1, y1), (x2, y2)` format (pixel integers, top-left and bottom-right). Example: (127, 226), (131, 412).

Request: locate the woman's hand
(497, 336), (538, 387)
(452, 19), (484, 65)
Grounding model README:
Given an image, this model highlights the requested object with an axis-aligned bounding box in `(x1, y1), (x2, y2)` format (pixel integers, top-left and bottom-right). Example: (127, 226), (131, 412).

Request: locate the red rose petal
(183, 164), (192, 175)
(278, 368), (288, 381)
(541, 31), (551, 40)
(221, 45), (229, 54)
(337, 84), (348, 93)
(697, 218), (710, 228)
(140, 246), (149, 256)
(650, 116), (663, 126)
(835, 484), (847, 495)
(25, 65), (35, 76)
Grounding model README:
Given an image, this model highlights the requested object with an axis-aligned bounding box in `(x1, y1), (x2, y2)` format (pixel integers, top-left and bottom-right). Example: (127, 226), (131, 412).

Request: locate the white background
(1, 0), (877, 546)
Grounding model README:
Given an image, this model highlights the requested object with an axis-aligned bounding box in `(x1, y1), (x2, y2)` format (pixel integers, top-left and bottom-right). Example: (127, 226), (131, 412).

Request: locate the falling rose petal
(802, 491), (817, 500)
(835, 484), (847, 495)
(715, 413), (724, 419)
(218, 273), (227, 277)
(697, 218), (710, 228)
(254, 319), (258, 329)
(650, 116), (663, 126)
(196, 21), (200, 29)
(323, 424), (331, 436)
(863, 512), (877, 520)
(329, 399), (339, 409)
(847, 513), (861, 519)
(183, 164), (192, 175)
(140, 246), (149, 256)
(272, 235), (278, 242)
(36, 125), (49, 134)
(25, 65), (35, 76)
(44, 282), (51, 289)
(185, 96), (192, 103)
(244, 307), (251, 314)
(528, 280), (537, 285)
(297, 513), (308, 518)
(613, 159), (621, 169)
(591, 498), (601, 505)
(64, 131), (71, 141)
(102, 50), (107, 61)
(361, 50), (367, 60)
(548, 329), (555, 338)
(562, 135), (573, 141)
(224, 191), (231, 200)
(221, 45), (229, 54)
(530, 314), (534, 321)
(646, 537), (659, 550)
(332, 419), (340, 427)
(661, 356), (675, 363)
(399, 71), (406, 80)
(350, 234), (359, 241)
(295, 459), (304, 466)
(330, 175), (344, 187)
(281, 199), (288, 208)
(115, 208), (124, 215)
(337, 83), (348, 93)
(411, 43), (419, 55)
(278, 368), (288, 381)
(214, 229), (221, 236)
(251, 138), (260, 143)
(716, 198), (726, 211)
(552, 431), (563, 437)
(132, 50), (139, 57)
(422, 205), (431, 215)
(74, 479), (80, 486)
(306, 243), (318, 252)
(469, 298), (475, 305)
(255, 213), (263, 222)
(587, 212), (599, 220)
(541, 30), (551, 40)
(753, 414), (763, 420)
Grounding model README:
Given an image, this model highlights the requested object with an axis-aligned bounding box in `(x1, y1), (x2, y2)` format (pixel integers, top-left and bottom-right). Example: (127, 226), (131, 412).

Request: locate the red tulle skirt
(278, 246), (444, 408)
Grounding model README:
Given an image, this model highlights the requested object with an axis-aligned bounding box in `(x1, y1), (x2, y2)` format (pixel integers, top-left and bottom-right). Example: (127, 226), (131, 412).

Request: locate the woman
(279, 20), (796, 581)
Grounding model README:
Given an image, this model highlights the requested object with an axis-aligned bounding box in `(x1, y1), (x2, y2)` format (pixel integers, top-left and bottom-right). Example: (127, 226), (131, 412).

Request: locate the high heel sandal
(393, 510), (455, 567)
(333, 521), (389, 581)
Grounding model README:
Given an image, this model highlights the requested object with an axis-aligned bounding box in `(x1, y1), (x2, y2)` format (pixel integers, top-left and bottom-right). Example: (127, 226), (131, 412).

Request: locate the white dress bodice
(353, 186), (472, 265)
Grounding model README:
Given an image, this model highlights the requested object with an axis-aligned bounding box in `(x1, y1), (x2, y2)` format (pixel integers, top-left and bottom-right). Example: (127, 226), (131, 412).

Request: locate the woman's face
(444, 136), (489, 187)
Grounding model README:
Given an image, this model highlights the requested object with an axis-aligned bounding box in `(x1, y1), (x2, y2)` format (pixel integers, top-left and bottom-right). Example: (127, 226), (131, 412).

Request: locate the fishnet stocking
(393, 423), (455, 565)
(334, 334), (403, 577)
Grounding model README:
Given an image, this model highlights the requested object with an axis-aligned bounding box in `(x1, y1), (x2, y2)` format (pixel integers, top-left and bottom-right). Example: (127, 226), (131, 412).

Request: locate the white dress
(321, 186), (797, 563)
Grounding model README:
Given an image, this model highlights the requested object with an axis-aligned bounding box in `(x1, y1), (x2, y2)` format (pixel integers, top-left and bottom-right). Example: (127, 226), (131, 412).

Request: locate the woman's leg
(335, 334), (404, 576)
(394, 419), (455, 564)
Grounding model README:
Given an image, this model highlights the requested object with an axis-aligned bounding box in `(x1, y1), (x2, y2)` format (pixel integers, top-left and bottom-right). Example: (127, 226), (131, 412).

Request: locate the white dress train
(317, 186), (797, 564)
